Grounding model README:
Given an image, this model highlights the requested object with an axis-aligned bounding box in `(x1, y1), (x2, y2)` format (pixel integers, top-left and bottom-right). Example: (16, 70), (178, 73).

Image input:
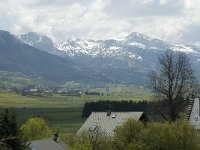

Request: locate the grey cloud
(104, 0), (185, 18)
(179, 24), (200, 44)
(1, 0), (200, 45)
(0, 3), (19, 33)
(26, 0), (93, 8)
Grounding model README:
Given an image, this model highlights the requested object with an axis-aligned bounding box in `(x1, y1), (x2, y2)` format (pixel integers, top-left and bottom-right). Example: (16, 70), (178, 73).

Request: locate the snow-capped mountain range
(16, 32), (200, 85)
(17, 32), (200, 59)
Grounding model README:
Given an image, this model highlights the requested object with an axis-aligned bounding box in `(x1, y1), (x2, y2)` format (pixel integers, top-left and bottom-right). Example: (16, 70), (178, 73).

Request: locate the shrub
(68, 130), (112, 150)
(20, 117), (52, 141)
(113, 119), (200, 150)
(113, 119), (146, 150)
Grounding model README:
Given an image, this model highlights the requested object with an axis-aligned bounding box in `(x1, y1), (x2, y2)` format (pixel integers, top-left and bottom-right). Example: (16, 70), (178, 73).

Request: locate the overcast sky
(1, 0), (200, 44)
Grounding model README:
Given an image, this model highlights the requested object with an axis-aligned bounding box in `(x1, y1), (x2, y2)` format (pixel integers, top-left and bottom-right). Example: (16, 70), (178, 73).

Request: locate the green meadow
(0, 86), (152, 135)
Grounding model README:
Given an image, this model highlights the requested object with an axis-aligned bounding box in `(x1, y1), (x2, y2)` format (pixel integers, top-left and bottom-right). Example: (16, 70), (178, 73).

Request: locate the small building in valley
(185, 98), (200, 129)
(77, 111), (148, 136)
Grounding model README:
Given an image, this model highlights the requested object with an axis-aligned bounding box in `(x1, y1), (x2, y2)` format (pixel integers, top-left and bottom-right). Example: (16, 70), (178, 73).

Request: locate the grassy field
(0, 87), (152, 135)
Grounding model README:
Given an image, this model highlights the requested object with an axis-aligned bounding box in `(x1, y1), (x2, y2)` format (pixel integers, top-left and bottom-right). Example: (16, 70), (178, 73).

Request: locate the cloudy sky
(0, 0), (200, 44)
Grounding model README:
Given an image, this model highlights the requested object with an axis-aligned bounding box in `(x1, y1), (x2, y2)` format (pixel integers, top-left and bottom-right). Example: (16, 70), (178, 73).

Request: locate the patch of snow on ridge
(109, 46), (121, 50)
(129, 42), (146, 49)
(77, 40), (99, 49)
(117, 38), (126, 42)
(137, 56), (142, 60)
(171, 44), (195, 53)
(149, 46), (159, 50)
(129, 55), (135, 58)
(38, 35), (43, 43)
(86, 40), (99, 48)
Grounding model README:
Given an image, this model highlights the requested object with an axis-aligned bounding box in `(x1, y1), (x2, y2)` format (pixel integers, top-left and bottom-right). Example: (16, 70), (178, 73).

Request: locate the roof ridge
(92, 111), (144, 113)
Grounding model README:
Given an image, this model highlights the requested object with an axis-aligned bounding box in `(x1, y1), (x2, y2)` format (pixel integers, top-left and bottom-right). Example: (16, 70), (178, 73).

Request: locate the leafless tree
(149, 50), (198, 121)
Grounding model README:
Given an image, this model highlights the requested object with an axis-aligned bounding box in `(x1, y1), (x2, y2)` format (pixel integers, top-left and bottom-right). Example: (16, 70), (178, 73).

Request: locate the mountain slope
(0, 30), (108, 84)
(17, 32), (200, 85)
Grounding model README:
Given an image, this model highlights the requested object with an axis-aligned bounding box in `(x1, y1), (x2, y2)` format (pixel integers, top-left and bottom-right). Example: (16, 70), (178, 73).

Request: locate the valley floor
(0, 89), (152, 135)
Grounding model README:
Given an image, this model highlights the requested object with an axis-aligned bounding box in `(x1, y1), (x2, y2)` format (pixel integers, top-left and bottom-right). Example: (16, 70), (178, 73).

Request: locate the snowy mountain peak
(124, 32), (170, 50)
(126, 32), (152, 41)
(17, 32), (44, 46)
(16, 32), (55, 53)
(66, 38), (75, 43)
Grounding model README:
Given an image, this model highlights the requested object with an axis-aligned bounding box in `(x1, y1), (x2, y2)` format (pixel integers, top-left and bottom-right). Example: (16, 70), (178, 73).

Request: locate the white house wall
(189, 98), (200, 129)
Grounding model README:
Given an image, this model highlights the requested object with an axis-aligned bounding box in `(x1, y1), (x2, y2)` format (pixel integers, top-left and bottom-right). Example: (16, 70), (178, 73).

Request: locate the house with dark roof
(77, 111), (148, 136)
(185, 98), (200, 129)
(29, 135), (67, 150)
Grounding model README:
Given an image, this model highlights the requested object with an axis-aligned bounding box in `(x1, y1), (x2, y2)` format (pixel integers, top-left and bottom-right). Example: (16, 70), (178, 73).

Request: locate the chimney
(53, 133), (59, 142)
(106, 110), (111, 116)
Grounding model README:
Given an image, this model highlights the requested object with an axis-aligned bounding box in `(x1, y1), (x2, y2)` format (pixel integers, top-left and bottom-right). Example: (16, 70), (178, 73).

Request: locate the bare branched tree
(149, 50), (198, 121)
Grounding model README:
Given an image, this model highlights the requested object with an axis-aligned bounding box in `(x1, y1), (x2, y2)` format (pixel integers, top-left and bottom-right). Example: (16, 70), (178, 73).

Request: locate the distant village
(14, 86), (103, 97)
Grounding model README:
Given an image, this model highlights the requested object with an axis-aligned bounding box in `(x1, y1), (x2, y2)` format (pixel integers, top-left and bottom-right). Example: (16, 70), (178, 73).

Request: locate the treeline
(82, 100), (156, 117)
(85, 91), (101, 96)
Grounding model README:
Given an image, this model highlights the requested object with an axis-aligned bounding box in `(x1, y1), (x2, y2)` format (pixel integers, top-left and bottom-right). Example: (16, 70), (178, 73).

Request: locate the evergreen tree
(0, 109), (28, 150)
